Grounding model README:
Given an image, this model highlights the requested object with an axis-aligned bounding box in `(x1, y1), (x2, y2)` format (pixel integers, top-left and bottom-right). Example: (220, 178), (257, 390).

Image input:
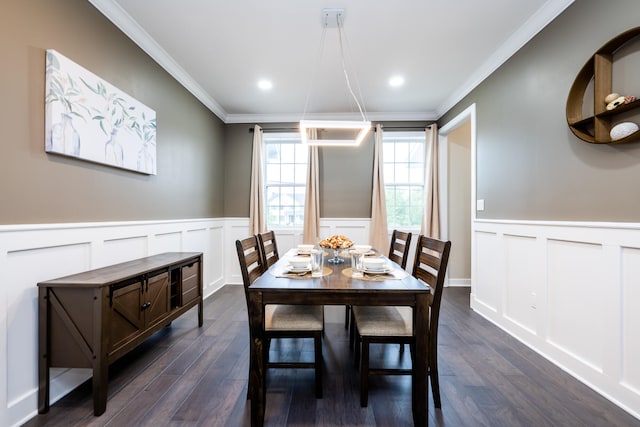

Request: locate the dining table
(247, 248), (432, 426)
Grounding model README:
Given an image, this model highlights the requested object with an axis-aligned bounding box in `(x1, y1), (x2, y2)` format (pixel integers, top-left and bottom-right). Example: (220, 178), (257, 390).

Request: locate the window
(383, 132), (425, 228)
(264, 133), (308, 227)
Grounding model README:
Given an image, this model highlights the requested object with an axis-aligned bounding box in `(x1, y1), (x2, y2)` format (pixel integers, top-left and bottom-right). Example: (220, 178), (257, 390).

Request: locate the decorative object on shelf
(610, 122), (639, 141)
(319, 234), (353, 264)
(604, 93), (636, 111)
(566, 26), (640, 144)
(45, 50), (157, 174)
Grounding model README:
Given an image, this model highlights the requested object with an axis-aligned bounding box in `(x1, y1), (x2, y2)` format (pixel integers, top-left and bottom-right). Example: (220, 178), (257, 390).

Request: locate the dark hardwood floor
(25, 285), (640, 427)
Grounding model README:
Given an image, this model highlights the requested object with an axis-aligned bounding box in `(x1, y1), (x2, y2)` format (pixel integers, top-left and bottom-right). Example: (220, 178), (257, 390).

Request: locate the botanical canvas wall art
(45, 49), (157, 174)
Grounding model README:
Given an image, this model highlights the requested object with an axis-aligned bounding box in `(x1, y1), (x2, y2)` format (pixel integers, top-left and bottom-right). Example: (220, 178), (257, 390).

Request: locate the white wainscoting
(472, 219), (640, 420)
(0, 218), (225, 427)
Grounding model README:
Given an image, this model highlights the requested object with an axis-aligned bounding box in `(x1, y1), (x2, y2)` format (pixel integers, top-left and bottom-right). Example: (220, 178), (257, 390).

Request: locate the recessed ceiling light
(389, 76), (404, 87)
(258, 79), (273, 90)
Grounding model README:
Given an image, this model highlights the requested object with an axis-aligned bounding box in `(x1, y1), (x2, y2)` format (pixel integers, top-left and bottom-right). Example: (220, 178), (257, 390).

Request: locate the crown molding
(436, 0), (574, 117)
(88, 0), (228, 122)
(224, 111), (437, 124)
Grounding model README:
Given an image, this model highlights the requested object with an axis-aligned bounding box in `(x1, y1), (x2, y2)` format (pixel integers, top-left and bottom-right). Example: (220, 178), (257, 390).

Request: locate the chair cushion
(352, 306), (413, 337)
(265, 305), (324, 331)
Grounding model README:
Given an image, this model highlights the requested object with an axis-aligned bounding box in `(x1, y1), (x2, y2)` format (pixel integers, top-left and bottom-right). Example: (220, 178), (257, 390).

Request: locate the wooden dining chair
(344, 230), (412, 332)
(257, 230), (279, 269)
(235, 236), (324, 399)
(352, 235), (451, 408)
(388, 230), (412, 269)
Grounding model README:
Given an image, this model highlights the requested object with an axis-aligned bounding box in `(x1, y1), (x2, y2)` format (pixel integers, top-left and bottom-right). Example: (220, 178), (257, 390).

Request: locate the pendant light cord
(301, 24), (327, 120)
(337, 13), (367, 122)
(301, 11), (368, 122)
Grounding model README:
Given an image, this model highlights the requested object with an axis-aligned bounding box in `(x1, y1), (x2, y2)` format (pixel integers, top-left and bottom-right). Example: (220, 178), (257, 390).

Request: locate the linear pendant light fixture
(300, 8), (371, 146)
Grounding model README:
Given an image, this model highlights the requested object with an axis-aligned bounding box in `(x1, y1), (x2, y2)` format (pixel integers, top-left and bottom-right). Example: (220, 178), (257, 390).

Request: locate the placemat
(341, 267), (408, 281)
(270, 266), (332, 279)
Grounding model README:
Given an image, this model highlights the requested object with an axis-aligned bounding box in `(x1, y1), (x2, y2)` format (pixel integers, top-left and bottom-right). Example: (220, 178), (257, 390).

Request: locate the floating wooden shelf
(566, 27), (640, 144)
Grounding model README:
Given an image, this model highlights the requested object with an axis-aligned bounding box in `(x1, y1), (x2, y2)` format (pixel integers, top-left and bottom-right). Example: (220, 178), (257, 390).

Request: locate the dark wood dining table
(247, 251), (431, 426)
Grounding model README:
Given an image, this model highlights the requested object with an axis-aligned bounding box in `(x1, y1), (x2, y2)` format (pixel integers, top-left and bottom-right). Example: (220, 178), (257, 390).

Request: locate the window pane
(409, 142), (423, 160)
(281, 164), (295, 184)
(294, 163), (307, 183)
(383, 142), (394, 162)
(295, 145), (308, 163)
(395, 163), (410, 184)
(266, 144), (280, 163)
(383, 164), (395, 184)
(410, 205), (423, 226)
(265, 164), (280, 184)
(280, 143), (295, 163)
(409, 163), (424, 184)
(395, 142), (410, 162)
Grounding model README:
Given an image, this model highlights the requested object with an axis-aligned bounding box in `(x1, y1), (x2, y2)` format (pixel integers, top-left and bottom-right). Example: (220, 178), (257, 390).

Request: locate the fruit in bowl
(318, 235), (353, 249)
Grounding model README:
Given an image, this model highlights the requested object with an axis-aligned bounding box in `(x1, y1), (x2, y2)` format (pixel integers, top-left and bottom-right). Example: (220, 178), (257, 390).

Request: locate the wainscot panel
(0, 218), (223, 427)
(472, 219), (640, 420)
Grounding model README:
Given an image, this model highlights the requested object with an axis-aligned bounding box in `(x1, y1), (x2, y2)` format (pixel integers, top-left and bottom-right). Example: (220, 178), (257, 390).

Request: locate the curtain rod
(249, 127), (298, 133)
(374, 125), (432, 131)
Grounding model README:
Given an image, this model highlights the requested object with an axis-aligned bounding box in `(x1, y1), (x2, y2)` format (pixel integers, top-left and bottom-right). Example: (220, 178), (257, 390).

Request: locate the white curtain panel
(303, 129), (320, 244)
(369, 124), (390, 251)
(421, 124), (440, 238)
(249, 125), (266, 235)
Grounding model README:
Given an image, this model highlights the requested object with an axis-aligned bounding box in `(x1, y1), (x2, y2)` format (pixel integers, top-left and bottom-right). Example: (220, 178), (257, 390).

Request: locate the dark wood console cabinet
(37, 252), (204, 416)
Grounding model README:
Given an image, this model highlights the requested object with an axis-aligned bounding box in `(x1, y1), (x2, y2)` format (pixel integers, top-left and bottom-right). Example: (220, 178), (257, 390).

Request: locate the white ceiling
(89, 0), (574, 123)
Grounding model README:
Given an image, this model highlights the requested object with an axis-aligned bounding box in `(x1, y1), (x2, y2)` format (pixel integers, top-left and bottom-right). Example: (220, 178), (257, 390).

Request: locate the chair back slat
(388, 230), (412, 269)
(257, 230), (280, 268)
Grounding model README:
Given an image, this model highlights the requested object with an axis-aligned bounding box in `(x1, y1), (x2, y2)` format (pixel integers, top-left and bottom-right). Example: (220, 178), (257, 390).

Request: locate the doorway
(438, 104), (476, 288)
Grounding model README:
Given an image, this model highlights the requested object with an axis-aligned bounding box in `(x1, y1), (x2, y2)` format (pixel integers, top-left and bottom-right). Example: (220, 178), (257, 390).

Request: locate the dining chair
(235, 236), (324, 399)
(388, 229), (412, 269)
(352, 235), (451, 408)
(257, 230), (279, 269)
(344, 230), (412, 332)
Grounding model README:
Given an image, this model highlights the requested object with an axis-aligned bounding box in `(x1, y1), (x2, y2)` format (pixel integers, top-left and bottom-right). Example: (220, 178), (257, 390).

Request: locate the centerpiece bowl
(318, 235), (353, 264)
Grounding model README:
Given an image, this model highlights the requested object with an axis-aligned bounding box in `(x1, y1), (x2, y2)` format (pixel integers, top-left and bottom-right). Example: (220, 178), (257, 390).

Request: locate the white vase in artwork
(137, 142), (155, 174)
(47, 113), (80, 156)
(105, 129), (124, 166)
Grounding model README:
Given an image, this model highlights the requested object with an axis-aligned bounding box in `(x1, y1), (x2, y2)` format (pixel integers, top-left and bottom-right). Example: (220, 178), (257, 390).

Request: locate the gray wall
(1, 0), (225, 225)
(223, 122), (432, 218)
(439, 0), (640, 222)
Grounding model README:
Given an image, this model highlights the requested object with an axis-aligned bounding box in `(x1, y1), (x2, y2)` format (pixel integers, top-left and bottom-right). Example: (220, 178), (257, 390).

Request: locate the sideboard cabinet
(37, 252), (204, 416)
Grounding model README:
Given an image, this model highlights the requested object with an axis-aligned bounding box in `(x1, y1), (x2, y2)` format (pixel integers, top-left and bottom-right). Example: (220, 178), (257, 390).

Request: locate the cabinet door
(145, 272), (171, 327)
(109, 279), (144, 352)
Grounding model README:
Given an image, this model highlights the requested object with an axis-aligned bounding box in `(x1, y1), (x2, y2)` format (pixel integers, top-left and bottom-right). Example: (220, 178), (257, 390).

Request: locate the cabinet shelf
(566, 27), (640, 144)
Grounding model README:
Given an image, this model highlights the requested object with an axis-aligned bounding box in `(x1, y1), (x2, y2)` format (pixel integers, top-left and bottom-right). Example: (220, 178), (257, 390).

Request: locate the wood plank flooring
(24, 285), (640, 427)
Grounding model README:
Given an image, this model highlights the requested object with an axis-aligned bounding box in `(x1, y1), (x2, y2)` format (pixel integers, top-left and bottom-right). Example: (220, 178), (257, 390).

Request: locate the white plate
(361, 266), (393, 274)
(287, 265), (311, 273)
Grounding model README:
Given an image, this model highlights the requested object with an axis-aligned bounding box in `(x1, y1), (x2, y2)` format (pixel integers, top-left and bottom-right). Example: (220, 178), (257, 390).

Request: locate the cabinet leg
(92, 362), (108, 416)
(198, 299), (204, 327)
(38, 288), (50, 413)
